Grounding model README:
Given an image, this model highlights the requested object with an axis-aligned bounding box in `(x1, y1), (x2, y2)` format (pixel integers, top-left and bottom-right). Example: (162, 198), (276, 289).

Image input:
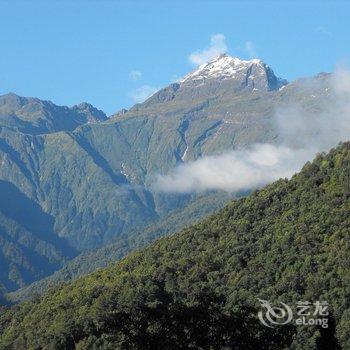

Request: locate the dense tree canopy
(1, 142), (350, 349)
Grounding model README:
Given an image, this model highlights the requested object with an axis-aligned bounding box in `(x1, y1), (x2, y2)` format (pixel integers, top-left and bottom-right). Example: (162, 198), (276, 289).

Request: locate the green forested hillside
(1, 142), (350, 349)
(0, 68), (332, 293)
(0, 180), (77, 291)
(8, 191), (233, 302)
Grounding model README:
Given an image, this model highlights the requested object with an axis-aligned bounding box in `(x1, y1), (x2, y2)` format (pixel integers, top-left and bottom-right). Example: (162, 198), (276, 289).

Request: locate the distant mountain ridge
(0, 55), (334, 294)
(127, 54), (287, 114)
(0, 93), (107, 134)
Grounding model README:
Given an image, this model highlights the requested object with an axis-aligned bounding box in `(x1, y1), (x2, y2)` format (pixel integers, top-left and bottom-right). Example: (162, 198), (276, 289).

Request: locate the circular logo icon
(258, 298), (293, 328)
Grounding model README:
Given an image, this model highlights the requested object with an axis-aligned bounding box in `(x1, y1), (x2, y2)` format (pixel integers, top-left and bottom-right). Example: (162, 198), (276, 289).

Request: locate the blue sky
(0, 0), (349, 115)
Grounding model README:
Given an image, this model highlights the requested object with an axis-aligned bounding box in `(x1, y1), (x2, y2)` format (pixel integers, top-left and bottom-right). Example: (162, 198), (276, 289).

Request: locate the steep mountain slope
(0, 55), (333, 293)
(1, 142), (349, 349)
(0, 180), (76, 291)
(110, 64), (329, 166)
(8, 191), (233, 302)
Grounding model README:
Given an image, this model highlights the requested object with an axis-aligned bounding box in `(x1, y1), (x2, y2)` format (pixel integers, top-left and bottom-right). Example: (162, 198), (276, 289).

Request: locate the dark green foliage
(0, 72), (333, 294)
(0, 287), (8, 306)
(1, 142), (350, 348)
(8, 191), (232, 302)
(315, 314), (341, 350)
(0, 284), (296, 350)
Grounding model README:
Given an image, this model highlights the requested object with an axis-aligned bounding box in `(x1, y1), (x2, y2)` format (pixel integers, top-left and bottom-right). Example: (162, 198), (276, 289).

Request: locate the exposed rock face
(71, 102), (107, 124)
(138, 54), (287, 107)
(181, 54), (287, 91)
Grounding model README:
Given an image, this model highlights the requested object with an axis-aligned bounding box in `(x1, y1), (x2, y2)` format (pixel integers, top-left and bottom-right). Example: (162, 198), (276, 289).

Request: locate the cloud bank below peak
(154, 145), (309, 193)
(153, 69), (350, 193)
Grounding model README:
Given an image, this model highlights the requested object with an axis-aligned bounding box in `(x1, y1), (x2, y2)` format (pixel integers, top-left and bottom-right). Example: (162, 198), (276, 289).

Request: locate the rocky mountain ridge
(0, 93), (107, 134)
(180, 53), (287, 91)
(0, 56), (334, 293)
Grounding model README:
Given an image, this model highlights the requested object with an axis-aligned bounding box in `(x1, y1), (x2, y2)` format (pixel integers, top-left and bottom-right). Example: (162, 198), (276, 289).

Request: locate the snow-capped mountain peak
(134, 54), (288, 108)
(181, 54), (261, 83)
(180, 53), (287, 91)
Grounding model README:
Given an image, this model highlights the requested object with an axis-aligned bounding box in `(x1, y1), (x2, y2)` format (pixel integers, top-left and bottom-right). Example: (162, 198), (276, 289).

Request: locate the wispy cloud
(130, 85), (159, 103)
(189, 33), (228, 66)
(153, 69), (350, 193)
(154, 145), (307, 193)
(243, 41), (257, 58)
(129, 70), (142, 81)
(315, 26), (332, 37)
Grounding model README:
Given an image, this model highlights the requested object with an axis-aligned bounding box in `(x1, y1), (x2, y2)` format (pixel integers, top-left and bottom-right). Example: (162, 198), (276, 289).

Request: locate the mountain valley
(0, 54), (338, 296)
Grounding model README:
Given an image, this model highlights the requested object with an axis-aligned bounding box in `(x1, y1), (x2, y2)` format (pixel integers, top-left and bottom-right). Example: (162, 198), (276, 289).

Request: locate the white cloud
(130, 85), (159, 103)
(243, 41), (257, 59)
(154, 145), (309, 193)
(129, 70), (142, 81)
(189, 33), (228, 66)
(153, 68), (350, 193)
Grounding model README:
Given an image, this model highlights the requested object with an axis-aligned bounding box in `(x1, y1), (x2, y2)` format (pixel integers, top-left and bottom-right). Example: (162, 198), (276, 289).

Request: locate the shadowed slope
(1, 142), (350, 348)
(0, 181), (76, 291)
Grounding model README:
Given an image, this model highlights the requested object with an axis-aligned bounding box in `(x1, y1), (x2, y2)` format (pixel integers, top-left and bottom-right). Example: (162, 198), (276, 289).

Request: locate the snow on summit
(180, 53), (287, 91)
(181, 54), (264, 83)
